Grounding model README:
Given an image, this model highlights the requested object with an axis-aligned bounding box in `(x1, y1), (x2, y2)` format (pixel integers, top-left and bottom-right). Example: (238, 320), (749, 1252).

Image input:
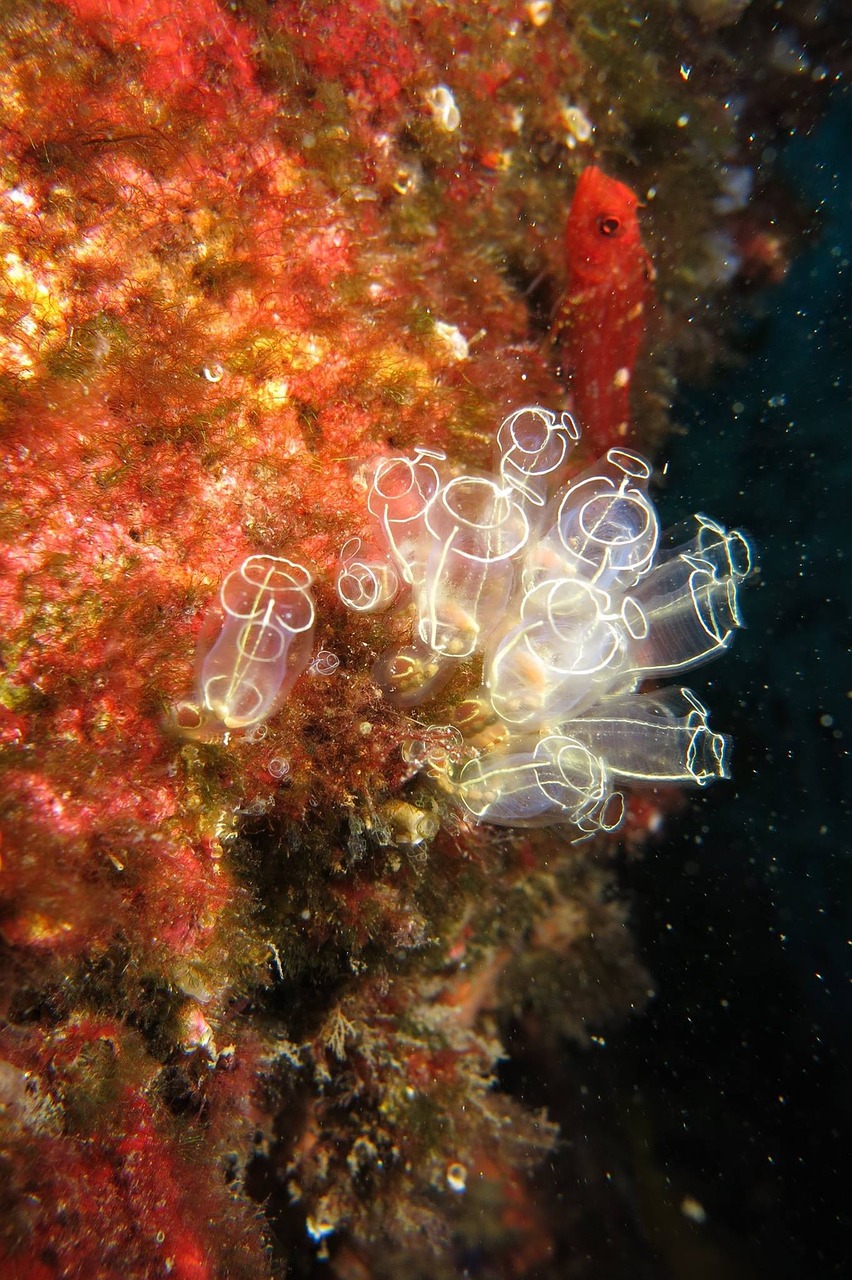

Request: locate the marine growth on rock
(3, 0), (814, 1270)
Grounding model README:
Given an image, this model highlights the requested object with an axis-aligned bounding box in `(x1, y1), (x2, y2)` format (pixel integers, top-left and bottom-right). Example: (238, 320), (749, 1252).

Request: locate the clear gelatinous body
(486, 578), (627, 727)
(372, 639), (457, 709)
(569, 687), (729, 786)
(418, 475), (529, 657)
(456, 733), (623, 832)
(529, 447), (659, 592)
(622, 514), (753, 677)
(337, 405), (753, 834)
(367, 449), (445, 587)
(197, 554), (316, 729)
(494, 405), (579, 516)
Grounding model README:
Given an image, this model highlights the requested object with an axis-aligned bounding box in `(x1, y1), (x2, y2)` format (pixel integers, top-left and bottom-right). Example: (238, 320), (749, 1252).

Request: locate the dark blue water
(617, 88), (852, 1278)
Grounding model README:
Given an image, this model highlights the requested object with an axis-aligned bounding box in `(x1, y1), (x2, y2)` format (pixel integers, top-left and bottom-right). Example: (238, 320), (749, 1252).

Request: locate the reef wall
(0, 2), (840, 1276)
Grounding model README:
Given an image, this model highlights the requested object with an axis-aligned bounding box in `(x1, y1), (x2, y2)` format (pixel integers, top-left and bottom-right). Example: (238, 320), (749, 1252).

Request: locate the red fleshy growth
(0, 748), (232, 962)
(554, 166), (654, 449)
(0, 0), (555, 996)
(269, 0), (418, 114)
(114, 1094), (212, 1280)
(58, 0), (264, 112)
(0, 1101), (213, 1280)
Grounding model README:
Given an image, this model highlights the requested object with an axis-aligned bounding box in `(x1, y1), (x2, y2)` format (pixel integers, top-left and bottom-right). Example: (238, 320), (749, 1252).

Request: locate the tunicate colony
(181, 405), (753, 838)
(337, 405), (753, 833)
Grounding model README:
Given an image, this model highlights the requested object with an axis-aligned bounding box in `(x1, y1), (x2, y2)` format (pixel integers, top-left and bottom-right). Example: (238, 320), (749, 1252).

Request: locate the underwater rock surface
(1, 2), (844, 1277)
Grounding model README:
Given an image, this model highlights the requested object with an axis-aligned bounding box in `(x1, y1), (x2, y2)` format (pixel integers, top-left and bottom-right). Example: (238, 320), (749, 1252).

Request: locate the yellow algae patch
(0, 248), (70, 379)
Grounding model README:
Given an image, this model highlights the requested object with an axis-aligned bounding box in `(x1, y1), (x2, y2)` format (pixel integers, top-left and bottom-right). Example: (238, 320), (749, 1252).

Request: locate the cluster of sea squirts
(176, 405), (753, 838)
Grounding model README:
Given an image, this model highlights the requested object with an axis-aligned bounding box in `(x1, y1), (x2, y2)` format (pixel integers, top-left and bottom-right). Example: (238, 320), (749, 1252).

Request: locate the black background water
(617, 87), (852, 1278)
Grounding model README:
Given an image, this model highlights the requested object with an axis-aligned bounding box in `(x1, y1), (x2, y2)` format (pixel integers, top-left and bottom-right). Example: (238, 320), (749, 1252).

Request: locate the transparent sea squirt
(197, 554), (316, 730)
(418, 474), (529, 658)
(337, 405), (754, 834)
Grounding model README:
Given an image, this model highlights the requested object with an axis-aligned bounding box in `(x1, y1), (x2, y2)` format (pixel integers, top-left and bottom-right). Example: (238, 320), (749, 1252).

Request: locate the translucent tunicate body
(417, 474), (529, 657)
(367, 449), (445, 588)
(622, 514), (753, 677)
(335, 404), (753, 835)
(529, 447), (659, 592)
(310, 649), (340, 676)
(400, 723), (466, 776)
(494, 405), (579, 518)
(485, 578), (627, 727)
(196, 554), (315, 730)
(568, 687), (729, 786)
(372, 639), (457, 709)
(455, 733), (623, 832)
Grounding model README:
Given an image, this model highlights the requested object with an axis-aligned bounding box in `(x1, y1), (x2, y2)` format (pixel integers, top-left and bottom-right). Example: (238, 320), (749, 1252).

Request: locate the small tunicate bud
(425, 84), (461, 132)
(171, 699), (205, 734)
(243, 724), (269, 743)
(336, 536), (400, 613)
(310, 649), (340, 676)
(401, 738), (430, 769)
(422, 723), (465, 773)
(373, 640), (456, 708)
(268, 756), (290, 779)
(402, 724), (465, 774)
